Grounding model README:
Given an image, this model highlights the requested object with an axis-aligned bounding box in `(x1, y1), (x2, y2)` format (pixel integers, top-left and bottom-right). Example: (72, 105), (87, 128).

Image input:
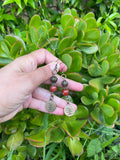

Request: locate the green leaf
(109, 84), (120, 94)
(100, 43), (115, 59)
(38, 26), (47, 44)
(98, 32), (109, 48)
(71, 8), (78, 17)
(76, 105), (89, 119)
(78, 43), (98, 54)
(25, 129), (50, 147)
(75, 19), (87, 32)
(81, 96), (94, 105)
(91, 108), (102, 124)
(60, 47), (74, 55)
(10, 41), (23, 58)
(58, 37), (73, 53)
(61, 54), (72, 69)
(111, 37), (119, 50)
(0, 57), (13, 65)
(109, 65), (120, 77)
(88, 60), (109, 77)
(7, 130), (24, 150)
(86, 18), (97, 29)
(26, 145), (36, 158)
(3, 0), (14, 5)
(1, 41), (10, 56)
(24, 0), (28, 5)
(89, 78), (103, 91)
(29, 15), (41, 29)
(5, 35), (26, 49)
(48, 127), (65, 143)
(15, 0), (22, 8)
(30, 113), (44, 126)
(83, 12), (95, 20)
(64, 137), (83, 156)
(48, 27), (57, 37)
(0, 149), (8, 159)
(105, 113), (118, 125)
(29, 26), (39, 43)
(69, 50), (82, 72)
(107, 53), (120, 69)
(107, 98), (120, 112)
(67, 72), (82, 82)
(63, 26), (77, 40)
(109, 13), (119, 20)
(61, 14), (75, 29)
(87, 138), (102, 157)
(84, 29), (100, 42)
(101, 104), (114, 117)
(41, 20), (51, 30)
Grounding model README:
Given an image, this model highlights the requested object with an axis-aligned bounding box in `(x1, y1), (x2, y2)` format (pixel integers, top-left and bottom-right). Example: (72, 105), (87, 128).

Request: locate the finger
(44, 74), (83, 91)
(13, 48), (67, 72)
(29, 98), (64, 115)
(27, 62), (60, 90)
(32, 87), (77, 110)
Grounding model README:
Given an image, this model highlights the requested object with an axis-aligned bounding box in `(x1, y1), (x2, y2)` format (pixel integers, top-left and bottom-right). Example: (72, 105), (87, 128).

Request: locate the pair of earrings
(45, 61), (75, 117)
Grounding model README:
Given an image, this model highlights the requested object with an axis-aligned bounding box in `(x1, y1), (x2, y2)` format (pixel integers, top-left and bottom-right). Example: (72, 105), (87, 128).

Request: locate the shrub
(0, 8), (120, 159)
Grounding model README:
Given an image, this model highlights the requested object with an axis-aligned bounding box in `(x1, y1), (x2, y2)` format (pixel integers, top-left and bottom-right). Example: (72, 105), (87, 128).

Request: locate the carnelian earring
(61, 69), (75, 116)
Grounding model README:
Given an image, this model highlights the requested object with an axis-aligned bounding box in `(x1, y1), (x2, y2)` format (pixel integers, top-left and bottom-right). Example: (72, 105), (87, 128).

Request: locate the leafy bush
(0, 7), (120, 160)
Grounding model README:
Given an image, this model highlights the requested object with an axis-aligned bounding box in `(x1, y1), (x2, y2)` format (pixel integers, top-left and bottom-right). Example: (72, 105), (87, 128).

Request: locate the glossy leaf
(83, 12), (95, 20)
(58, 37), (73, 53)
(61, 54), (72, 69)
(48, 27), (57, 37)
(61, 14), (74, 29)
(29, 26), (39, 43)
(107, 98), (120, 112)
(87, 138), (102, 157)
(100, 43), (114, 59)
(29, 15), (41, 29)
(63, 26), (77, 40)
(41, 20), (51, 30)
(67, 72), (82, 82)
(98, 32), (109, 48)
(76, 105), (89, 119)
(84, 29), (100, 42)
(69, 50), (82, 72)
(101, 104), (114, 117)
(86, 18), (97, 29)
(48, 127), (65, 143)
(64, 137), (83, 156)
(7, 130), (24, 150)
(78, 43), (98, 54)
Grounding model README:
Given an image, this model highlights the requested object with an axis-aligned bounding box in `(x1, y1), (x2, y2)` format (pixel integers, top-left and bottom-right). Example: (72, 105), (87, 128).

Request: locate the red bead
(62, 89), (69, 96)
(50, 85), (57, 92)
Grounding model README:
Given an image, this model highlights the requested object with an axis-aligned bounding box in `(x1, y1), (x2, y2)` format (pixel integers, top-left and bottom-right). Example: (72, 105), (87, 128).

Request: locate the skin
(0, 49), (83, 123)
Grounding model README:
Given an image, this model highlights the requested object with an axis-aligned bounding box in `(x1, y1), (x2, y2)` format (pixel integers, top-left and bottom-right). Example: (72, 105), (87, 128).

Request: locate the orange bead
(50, 85), (57, 92)
(62, 89), (69, 96)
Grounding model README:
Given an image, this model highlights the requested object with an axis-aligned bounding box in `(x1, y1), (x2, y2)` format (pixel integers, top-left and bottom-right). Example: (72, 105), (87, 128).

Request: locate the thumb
(28, 62), (60, 90)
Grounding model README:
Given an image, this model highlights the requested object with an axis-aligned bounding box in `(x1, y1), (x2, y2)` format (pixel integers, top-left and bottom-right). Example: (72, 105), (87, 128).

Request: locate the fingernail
(50, 62), (60, 72)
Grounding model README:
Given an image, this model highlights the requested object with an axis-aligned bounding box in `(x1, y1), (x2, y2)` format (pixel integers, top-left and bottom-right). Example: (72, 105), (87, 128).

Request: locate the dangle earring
(45, 61), (59, 112)
(61, 69), (75, 116)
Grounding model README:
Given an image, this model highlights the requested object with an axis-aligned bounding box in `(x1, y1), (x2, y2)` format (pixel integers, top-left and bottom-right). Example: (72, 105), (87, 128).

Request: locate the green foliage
(0, 4), (120, 160)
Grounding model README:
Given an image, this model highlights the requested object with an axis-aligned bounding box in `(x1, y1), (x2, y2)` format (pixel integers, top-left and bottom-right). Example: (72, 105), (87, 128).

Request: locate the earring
(45, 60), (59, 112)
(61, 69), (75, 116)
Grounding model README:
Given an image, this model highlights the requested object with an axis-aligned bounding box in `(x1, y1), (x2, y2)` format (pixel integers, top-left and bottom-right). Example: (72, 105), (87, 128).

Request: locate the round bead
(50, 76), (58, 83)
(62, 89), (69, 96)
(61, 80), (68, 87)
(50, 85), (57, 92)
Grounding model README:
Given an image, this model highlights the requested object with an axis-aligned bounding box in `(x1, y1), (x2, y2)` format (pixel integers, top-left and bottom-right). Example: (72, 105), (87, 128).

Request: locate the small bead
(62, 89), (69, 96)
(50, 76), (58, 83)
(50, 85), (57, 92)
(61, 80), (68, 87)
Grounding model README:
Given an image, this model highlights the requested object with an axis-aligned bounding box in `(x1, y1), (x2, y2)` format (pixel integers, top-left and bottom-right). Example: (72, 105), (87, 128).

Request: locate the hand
(0, 49), (83, 123)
